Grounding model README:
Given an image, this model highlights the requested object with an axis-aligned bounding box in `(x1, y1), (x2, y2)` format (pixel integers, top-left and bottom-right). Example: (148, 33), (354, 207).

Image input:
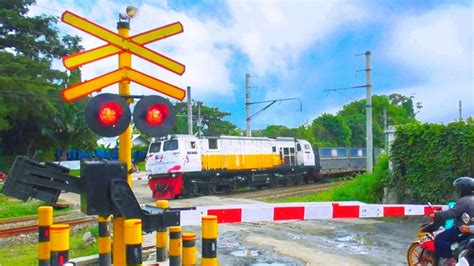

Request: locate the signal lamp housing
(85, 93), (131, 137)
(133, 95), (176, 137)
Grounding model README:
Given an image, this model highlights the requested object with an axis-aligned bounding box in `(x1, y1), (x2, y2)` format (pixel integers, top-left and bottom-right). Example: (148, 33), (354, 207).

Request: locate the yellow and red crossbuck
(60, 11), (186, 102)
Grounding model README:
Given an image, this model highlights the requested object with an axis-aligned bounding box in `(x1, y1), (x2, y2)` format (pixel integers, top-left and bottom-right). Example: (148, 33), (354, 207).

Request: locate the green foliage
(252, 94), (417, 148)
(312, 113), (351, 147)
(0, 0), (96, 158)
(389, 121), (474, 203)
(338, 94), (417, 147)
(274, 153), (389, 203)
(172, 102), (238, 136)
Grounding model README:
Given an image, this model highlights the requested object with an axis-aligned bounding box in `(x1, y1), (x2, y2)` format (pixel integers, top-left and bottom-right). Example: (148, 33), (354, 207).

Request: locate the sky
(28, 0), (473, 129)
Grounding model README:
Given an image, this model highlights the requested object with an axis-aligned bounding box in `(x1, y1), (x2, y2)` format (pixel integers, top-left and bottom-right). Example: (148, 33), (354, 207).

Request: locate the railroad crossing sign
(60, 11), (186, 102)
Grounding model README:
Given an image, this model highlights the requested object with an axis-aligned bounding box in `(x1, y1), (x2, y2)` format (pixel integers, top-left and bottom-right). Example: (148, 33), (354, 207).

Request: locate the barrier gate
(2, 156), (444, 265)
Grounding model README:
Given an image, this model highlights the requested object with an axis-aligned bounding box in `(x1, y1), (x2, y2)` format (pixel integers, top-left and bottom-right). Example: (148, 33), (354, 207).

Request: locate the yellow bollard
(124, 219), (142, 266)
(155, 200), (169, 262)
(201, 215), (218, 266)
(98, 216), (111, 266)
(182, 232), (197, 266)
(38, 206), (53, 266)
(169, 226), (182, 266)
(50, 224), (70, 266)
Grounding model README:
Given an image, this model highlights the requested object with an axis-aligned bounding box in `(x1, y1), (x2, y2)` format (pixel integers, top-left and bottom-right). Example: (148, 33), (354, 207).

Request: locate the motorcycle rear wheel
(407, 242), (437, 266)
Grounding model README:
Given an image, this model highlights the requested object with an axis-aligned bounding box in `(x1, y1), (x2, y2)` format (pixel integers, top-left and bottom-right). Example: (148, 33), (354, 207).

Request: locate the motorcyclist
(430, 177), (474, 265)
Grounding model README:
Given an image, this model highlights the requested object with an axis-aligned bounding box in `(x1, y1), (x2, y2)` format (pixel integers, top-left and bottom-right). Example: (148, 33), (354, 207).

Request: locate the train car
(145, 135), (382, 199)
(146, 135), (316, 199)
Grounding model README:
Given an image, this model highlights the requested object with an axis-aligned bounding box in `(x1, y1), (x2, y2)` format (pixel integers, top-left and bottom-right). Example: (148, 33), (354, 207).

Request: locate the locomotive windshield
(149, 142), (162, 153)
(164, 139), (179, 151)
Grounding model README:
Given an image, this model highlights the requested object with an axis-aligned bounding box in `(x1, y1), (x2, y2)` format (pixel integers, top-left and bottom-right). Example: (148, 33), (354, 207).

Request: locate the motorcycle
(407, 218), (441, 265)
(455, 238), (474, 266)
(407, 207), (474, 266)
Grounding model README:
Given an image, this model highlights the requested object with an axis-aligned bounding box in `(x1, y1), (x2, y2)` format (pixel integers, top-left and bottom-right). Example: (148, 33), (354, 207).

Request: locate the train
(145, 134), (383, 199)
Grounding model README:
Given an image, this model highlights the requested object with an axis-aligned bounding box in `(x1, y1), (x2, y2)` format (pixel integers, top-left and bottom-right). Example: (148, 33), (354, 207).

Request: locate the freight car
(145, 134), (380, 199)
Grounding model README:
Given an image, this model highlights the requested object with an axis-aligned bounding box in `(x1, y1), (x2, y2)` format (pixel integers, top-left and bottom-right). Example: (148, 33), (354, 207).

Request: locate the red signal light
(145, 104), (169, 126)
(98, 102), (123, 126)
(85, 93), (131, 137)
(133, 95), (176, 137)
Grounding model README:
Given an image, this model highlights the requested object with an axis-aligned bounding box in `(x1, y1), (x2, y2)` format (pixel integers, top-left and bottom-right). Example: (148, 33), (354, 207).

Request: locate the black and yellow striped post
(124, 219), (142, 266)
(98, 216), (111, 265)
(201, 215), (218, 266)
(50, 224), (70, 266)
(38, 206), (53, 266)
(155, 200), (169, 262)
(182, 232), (197, 266)
(169, 226), (182, 266)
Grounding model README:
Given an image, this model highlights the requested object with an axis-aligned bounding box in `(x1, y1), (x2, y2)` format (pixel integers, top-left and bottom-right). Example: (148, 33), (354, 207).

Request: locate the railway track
(0, 217), (96, 238)
(227, 180), (345, 200)
(0, 213), (69, 226)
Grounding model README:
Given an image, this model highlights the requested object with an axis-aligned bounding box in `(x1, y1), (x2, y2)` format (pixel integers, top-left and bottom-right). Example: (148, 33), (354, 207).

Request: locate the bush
(389, 121), (474, 203)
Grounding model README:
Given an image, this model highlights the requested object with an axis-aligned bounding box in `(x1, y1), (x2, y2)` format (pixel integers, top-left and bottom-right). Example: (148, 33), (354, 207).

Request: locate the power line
(32, 4), (63, 14)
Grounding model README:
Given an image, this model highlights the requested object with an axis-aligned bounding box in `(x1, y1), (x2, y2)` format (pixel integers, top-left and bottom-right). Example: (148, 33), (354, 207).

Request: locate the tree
(0, 0), (94, 159)
(254, 125), (295, 138)
(171, 102), (238, 136)
(388, 93), (422, 118)
(338, 95), (417, 147)
(311, 114), (351, 147)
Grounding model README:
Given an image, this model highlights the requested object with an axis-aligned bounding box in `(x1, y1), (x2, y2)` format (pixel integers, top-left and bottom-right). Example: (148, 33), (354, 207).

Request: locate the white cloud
(226, 0), (367, 75)
(383, 4), (473, 122)
(29, 0), (235, 102)
(27, 0), (472, 128)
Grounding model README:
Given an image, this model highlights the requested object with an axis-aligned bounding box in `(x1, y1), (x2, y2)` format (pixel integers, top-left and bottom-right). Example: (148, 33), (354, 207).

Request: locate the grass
(272, 153), (389, 204)
(0, 184), (70, 219)
(137, 161), (145, 171)
(0, 183), (43, 219)
(0, 226), (98, 265)
(69, 169), (80, 176)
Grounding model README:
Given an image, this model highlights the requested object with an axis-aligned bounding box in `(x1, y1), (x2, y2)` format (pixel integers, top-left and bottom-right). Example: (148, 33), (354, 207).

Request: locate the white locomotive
(146, 134), (316, 199)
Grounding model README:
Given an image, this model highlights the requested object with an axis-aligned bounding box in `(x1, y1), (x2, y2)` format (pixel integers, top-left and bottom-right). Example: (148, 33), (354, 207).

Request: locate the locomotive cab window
(272, 146), (276, 153)
(208, 139), (218, 150)
(296, 144), (301, 152)
(164, 139), (178, 151)
(185, 141), (197, 150)
(304, 144), (311, 150)
(149, 142), (162, 153)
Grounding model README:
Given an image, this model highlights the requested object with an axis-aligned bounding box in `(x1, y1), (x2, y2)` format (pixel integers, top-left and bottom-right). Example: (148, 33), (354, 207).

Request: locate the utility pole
(245, 73), (251, 137)
(365, 51), (373, 173)
(197, 101), (202, 137)
(459, 100), (463, 121)
(323, 51), (373, 172)
(383, 108), (388, 151)
(187, 86), (193, 135)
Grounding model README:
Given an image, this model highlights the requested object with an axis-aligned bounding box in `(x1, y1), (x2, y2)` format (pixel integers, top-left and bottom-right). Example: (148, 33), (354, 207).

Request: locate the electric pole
(197, 101), (202, 137)
(245, 73), (251, 137)
(365, 51), (373, 173)
(323, 51), (373, 173)
(459, 100), (463, 121)
(383, 108), (388, 151)
(187, 86), (193, 135)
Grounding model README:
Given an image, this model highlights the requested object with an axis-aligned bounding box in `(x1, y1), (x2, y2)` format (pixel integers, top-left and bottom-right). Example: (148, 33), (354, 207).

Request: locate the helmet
(453, 177), (474, 197)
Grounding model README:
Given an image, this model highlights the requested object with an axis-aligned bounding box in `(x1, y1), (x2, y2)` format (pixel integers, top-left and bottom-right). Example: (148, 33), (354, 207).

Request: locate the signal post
(114, 18), (132, 265)
(59, 8), (186, 265)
